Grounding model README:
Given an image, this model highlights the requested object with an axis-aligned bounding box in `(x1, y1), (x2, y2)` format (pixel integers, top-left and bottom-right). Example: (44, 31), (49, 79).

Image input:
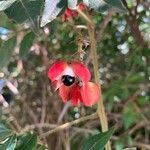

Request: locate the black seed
(61, 75), (75, 86)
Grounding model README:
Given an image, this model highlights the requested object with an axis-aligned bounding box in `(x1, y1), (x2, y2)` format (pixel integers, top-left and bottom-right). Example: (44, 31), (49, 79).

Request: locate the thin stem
(88, 25), (108, 129)
(77, 9), (94, 26)
(40, 113), (98, 138)
(87, 24), (111, 150)
(77, 9), (111, 150)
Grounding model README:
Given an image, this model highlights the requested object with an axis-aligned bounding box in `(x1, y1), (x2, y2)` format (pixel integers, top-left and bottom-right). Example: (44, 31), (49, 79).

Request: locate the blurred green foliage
(0, 0), (149, 149)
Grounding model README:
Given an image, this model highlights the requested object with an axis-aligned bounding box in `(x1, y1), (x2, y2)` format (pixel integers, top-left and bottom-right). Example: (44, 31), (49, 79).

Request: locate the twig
(123, 0), (149, 48)
(21, 94), (39, 129)
(65, 131), (71, 150)
(121, 121), (150, 136)
(7, 107), (22, 132)
(40, 113), (98, 138)
(21, 123), (56, 134)
(21, 123), (94, 135)
(76, 8), (94, 26)
(133, 102), (149, 123)
(96, 10), (114, 42)
(134, 0), (140, 16)
(57, 101), (71, 123)
(85, 11), (113, 66)
(112, 136), (150, 149)
(75, 25), (88, 30)
(133, 141), (150, 149)
(40, 85), (47, 124)
(129, 121), (150, 135)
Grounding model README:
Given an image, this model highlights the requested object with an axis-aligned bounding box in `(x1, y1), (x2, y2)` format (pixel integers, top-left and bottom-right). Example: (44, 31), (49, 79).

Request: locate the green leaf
(0, 37), (16, 69)
(36, 144), (48, 150)
(83, 0), (110, 13)
(16, 132), (37, 150)
(0, 123), (13, 142)
(5, 0), (43, 32)
(137, 96), (149, 107)
(41, 0), (67, 27)
(127, 73), (144, 83)
(81, 127), (115, 150)
(104, 0), (126, 12)
(143, 48), (150, 56)
(83, 0), (126, 13)
(20, 32), (35, 58)
(123, 105), (139, 129)
(0, 0), (17, 11)
(0, 135), (17, 150)
(68, 0), (77, 9)
(115, 139), (124, 150)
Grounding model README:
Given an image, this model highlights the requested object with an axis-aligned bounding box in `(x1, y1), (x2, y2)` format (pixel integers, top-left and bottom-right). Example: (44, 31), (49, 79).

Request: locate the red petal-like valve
(48, 61), (68, 81)
(71, 62), (91, 82)
(79, 3), (86, 10)
(52, 79), (63, 90)
(70, 84), (82, 106)
(59, 84), (70, 103)
(62, 8), (77, 21)
(81, 82), (100, 106)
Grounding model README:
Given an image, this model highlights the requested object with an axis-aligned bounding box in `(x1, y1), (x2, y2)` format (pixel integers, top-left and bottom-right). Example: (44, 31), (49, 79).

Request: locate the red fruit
(48, 61), (100, 106)
(62, 2), (86, 21)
